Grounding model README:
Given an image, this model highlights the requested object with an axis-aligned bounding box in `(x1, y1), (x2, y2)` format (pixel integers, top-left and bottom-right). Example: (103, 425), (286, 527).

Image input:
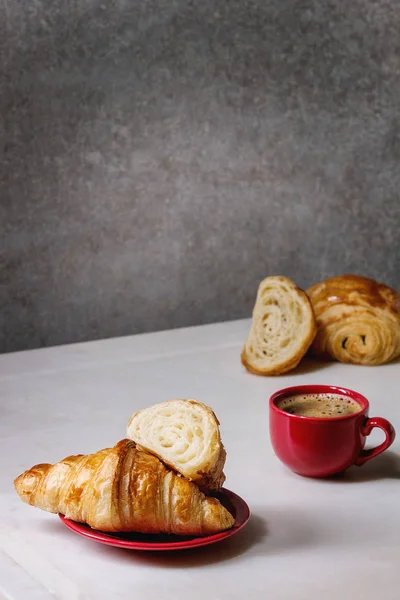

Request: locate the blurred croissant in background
(307, 275), (400, 366)
(241, 276), (317, 376)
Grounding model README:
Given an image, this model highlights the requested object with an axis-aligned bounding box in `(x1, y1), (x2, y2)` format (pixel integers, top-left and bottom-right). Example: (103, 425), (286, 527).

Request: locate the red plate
(59, 488), (250, 551)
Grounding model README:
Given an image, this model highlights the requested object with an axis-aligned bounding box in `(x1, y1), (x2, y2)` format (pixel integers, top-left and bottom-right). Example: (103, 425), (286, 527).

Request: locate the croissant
(241, 276), (317, 375)
(307, 275), (400, 366)
(14, 439), (234, 535)
(127, 399), (226, 490)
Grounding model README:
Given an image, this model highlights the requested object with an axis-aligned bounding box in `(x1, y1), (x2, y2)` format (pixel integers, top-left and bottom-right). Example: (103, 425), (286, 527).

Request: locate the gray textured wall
(1, 0), (400, 353)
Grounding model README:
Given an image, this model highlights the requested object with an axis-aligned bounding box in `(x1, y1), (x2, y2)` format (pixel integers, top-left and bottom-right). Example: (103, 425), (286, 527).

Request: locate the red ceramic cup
(269, 385), (396, 478)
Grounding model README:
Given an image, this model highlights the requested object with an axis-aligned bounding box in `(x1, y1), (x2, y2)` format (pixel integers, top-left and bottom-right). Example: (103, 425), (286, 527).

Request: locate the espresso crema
(277, 393), (362, 418)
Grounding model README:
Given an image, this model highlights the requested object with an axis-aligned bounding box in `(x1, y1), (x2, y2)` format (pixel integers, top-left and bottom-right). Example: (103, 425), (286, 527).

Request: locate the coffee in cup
(269, 385), (396, 477)
(276, 393), (362, 418)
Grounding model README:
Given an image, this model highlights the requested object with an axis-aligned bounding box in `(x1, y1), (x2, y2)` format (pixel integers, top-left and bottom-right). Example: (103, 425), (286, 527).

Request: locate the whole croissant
(14, 439), (235, 535)
(307, 275), (400, 366)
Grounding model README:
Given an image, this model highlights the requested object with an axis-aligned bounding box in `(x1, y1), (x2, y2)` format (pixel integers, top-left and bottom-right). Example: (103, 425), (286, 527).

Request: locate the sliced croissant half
(126, 399), (226, 490)
(241, 275), (317, 375)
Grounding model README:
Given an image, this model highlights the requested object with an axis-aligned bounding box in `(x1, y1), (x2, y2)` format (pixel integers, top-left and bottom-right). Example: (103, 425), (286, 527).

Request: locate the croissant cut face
(14, 439), (235, 535)
(127, 399), (226, 491)
(307, 275), (400, 366)
(241, 275), (317, 375)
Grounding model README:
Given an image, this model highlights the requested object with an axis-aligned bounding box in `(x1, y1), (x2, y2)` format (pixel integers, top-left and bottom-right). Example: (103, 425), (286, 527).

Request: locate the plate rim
(59, 487), (250, 551)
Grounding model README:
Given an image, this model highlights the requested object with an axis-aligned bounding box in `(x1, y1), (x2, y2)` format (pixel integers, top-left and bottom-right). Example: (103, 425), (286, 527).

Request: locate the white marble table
(0, 319), (399, 600)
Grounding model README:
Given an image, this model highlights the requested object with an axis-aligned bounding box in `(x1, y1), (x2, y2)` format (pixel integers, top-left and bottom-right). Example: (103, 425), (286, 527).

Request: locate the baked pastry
(14, 439), (234, 535)
(241, 276), (317, 375)
(127, 399), (226, 490)
(307, 274), (400, 366)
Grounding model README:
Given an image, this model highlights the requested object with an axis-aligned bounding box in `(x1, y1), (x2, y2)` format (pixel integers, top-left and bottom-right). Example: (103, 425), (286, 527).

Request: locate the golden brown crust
(127, 399), (226, 491)
(195, 445), (227, 491)
(241, 276), (317, 375)
(14, 440), (234, 535)
(307, 274), (400, 366)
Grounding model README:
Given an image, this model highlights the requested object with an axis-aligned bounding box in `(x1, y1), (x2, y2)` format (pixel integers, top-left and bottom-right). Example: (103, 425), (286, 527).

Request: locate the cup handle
(355, 417), (396, 466)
